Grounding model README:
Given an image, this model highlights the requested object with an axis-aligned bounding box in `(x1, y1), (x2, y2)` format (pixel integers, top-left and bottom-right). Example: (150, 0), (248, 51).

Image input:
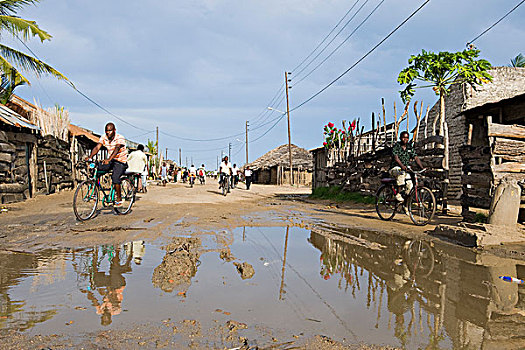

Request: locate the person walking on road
(244, 166), (253, 190)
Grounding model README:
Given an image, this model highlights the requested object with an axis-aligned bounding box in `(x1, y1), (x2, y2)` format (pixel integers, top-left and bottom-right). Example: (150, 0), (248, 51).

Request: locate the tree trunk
(439, 90), (445, 136)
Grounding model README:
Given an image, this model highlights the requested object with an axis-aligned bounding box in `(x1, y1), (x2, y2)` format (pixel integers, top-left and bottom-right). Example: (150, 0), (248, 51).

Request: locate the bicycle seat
(381, 178), (395, 183)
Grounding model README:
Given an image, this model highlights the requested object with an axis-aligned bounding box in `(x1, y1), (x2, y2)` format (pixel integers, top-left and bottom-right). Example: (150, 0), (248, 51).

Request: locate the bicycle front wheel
(114, 177), (135, 215)
(222, 177), (229, 196)
(376, 185), (396, 221)
(73, 180), (99, 221)
(407, 187), (436, 226)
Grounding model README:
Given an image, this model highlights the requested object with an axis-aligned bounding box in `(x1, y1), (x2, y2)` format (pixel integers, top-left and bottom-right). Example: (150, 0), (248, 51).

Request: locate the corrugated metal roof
(0, 104), (40, 131)
(68, 123), (100, 143)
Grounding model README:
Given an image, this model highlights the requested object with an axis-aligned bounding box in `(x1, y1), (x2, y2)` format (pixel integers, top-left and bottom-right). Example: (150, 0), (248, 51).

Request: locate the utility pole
(191, 156), (193, 165)
(228, 142), (232, 160)
(156, 126), (159, 172)
(217, 156), (219, 171)
(246, 121), (249, 165)
(179, 148), (181, 166)
(186, 157), (188, 167)
(165, 148), (168, 160)
(285, 71), (293, 185)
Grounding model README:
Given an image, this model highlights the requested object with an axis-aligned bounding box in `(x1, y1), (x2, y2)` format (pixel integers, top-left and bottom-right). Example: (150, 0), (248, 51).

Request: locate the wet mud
(1, 183), (525, 349)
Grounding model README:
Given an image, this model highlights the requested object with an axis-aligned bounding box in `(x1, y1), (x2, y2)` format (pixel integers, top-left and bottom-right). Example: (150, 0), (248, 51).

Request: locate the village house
(416, 67), (525, 200)
(246, 144), (313, 186)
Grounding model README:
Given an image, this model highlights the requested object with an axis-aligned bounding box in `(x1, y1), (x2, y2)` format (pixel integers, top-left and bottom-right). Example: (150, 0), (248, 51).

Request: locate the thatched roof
(247, 144), (313, 171)
(463, 66), (525, 112)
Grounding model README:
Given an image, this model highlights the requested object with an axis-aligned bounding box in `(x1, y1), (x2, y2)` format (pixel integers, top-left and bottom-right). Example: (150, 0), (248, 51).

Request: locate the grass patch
(310, 186), (376, 204)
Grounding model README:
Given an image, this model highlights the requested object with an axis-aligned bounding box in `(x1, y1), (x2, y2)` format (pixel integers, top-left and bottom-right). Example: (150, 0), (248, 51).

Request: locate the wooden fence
(460, 120), (525, 220)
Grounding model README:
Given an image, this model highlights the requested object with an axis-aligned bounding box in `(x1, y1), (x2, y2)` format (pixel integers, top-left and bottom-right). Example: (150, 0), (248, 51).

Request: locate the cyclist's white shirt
(189, 166), (197, 175)
(220, 161), (232, 174)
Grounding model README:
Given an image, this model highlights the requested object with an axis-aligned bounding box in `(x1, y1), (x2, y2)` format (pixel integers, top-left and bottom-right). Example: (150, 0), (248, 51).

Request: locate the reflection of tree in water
(310, 228), (525, 350)
(152, 237), (201, 293)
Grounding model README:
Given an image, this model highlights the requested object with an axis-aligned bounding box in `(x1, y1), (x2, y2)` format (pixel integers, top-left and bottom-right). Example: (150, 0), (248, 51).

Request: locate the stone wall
(36, 135), (73, 193)
(0, 130), (32, 203)
(417, 67), (525, 200)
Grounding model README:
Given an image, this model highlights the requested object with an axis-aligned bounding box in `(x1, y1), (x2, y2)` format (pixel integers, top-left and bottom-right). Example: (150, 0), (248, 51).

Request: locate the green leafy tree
(398, 49), (492, 135)
(0, 0), (71, 100)
(509, 53), (525, 68)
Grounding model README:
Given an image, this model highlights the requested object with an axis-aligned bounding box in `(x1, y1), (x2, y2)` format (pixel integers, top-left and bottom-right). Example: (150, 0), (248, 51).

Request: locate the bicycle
(73, 161), (136, 221)
(219, 173), (230, 196)
(189, 173), (196, 188)
(375, 168), (436, 226)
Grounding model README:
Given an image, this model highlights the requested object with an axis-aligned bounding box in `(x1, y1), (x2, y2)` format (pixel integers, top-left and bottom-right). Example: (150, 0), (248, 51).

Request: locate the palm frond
(0, 0), (40, 16)
(0, 52), (29, 83)
(510, 53), (525, 68)
(0, 15), (51, 42)
(0, 43), (73, 86)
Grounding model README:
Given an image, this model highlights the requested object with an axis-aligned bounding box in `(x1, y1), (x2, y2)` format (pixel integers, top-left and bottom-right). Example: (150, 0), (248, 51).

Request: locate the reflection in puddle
(0, 226), (525, 349)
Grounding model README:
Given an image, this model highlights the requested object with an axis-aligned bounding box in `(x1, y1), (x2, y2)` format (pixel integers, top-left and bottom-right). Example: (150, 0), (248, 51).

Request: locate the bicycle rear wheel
(407, 186), (436, 226)
(376, 185), (396, 221)
(114, 177), (135, 215)
(73, 180), (99, 221)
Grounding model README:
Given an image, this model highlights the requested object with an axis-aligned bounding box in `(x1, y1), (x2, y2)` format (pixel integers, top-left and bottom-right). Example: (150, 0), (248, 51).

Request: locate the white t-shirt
(232, 167), (240, 176)
(127, 150), (147, 173)
(189, 166), (197, 175)
(244, 169), (252, 177)
(219, 161), (232, 174)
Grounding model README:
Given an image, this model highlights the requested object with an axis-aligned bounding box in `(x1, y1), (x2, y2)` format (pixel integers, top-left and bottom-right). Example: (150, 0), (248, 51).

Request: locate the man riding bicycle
(390, 131), (425, 202)
(86, 122), (128, 207)
(219, 156), (233, 192)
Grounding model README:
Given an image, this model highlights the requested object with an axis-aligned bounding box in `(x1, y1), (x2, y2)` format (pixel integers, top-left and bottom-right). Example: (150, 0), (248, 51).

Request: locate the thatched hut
(247, 144), (313, 185)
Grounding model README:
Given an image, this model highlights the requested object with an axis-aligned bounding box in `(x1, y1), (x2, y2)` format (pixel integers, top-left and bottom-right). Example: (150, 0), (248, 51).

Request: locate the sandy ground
(0, 179), (520, 349)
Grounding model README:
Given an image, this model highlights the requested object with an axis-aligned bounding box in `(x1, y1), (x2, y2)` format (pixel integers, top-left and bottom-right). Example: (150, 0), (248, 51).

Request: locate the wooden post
(372, 112), (376, 152)
(381, 98), (386, 146)
(467, 124), (474, 145)
(393, 101), (398, 141)
(29, 142), (37, 197)
(443, 122), (449, 214)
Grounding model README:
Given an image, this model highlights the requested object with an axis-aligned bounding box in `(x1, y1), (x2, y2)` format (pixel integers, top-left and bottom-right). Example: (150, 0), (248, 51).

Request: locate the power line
(294, 0), (386, 87)
(290, 0), (361, 73)
(467, 0), (525, 46)
(290, 0), (431, 114)
(293, 0), (371, 81)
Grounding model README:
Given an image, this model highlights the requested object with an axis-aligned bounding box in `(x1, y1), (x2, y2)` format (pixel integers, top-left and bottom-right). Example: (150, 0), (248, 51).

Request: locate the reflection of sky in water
(0, 226), (523, 349)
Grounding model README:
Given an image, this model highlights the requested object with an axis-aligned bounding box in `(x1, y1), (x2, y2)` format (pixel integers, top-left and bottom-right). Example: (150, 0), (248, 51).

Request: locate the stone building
(416, 67), (525, 200)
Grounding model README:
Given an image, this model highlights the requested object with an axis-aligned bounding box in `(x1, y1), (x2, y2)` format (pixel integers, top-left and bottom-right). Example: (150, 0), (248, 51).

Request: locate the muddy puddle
(1, 224), (525, 349)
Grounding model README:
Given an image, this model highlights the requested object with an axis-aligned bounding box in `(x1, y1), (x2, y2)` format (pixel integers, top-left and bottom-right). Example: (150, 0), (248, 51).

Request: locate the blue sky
(8, 0), (524, 167)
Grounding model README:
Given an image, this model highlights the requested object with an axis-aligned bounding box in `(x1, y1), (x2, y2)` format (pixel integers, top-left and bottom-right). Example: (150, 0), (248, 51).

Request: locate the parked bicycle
(375, 168), (436, 226)
(73, 161), (136, 221)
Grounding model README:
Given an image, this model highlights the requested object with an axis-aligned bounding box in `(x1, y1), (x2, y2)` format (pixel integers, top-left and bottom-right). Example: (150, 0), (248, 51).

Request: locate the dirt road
(2, 180), (521, 349)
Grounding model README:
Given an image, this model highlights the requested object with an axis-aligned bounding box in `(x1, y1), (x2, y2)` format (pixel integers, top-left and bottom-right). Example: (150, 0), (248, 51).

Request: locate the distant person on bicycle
(86, 122), (128, 207)
(127, 144), (148, 193)
(390, 131), (424, 202)
(198, 164), (206, 184)
(219, 156), (233, 191)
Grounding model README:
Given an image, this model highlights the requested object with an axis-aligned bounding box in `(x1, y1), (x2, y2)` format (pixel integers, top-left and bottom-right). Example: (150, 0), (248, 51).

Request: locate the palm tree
(0, 0), (71, 100)
(509, 53), (525, 68)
